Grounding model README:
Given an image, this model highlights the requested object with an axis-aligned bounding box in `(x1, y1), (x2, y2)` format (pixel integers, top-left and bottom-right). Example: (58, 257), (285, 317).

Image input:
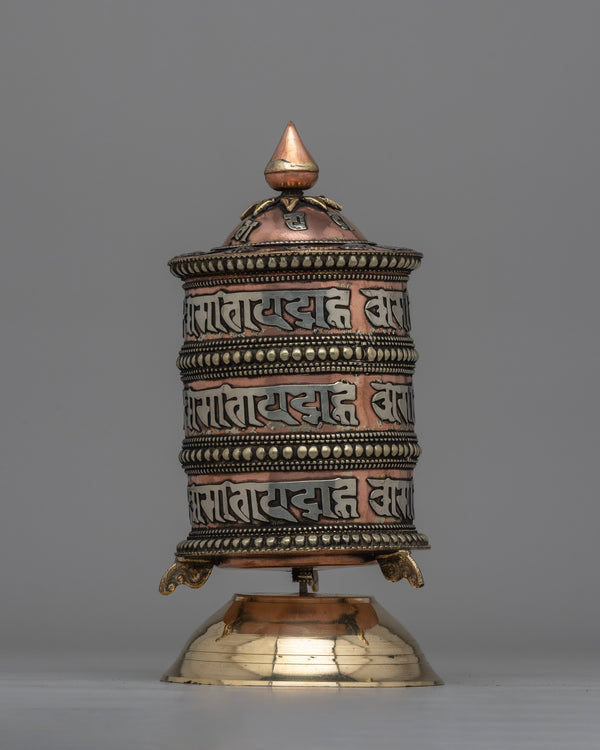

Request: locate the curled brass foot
(159, 558), (213, 595)
(377, 550), (424, 588)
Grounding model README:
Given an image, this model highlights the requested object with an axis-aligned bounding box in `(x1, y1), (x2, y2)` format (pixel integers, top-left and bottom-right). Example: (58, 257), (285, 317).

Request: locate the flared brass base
(162, 594), (442, 687)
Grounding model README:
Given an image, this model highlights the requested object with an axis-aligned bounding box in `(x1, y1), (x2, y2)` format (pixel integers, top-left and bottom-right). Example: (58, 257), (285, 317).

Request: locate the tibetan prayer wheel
(159, 123), (441, 687)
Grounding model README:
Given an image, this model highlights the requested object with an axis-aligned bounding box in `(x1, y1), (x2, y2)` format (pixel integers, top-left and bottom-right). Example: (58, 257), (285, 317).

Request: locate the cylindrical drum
(166, 124), (429, 571)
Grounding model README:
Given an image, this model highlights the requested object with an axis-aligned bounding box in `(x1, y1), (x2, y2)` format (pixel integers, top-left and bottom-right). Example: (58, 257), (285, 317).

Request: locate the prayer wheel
(159, 123), (441, 687)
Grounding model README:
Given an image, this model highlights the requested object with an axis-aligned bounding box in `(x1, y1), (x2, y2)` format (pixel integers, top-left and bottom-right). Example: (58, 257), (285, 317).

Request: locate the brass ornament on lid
(264, 121), (319, 191)
(159, 123), (441, 687)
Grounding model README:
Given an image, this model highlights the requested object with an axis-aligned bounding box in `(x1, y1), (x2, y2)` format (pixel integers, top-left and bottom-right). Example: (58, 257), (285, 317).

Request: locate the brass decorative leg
(377, 551), (424, 588)
(159, 558), (213, 595)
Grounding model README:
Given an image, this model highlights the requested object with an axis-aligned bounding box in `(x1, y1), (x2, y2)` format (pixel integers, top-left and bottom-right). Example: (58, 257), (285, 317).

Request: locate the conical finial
(264, 122), (319, 191)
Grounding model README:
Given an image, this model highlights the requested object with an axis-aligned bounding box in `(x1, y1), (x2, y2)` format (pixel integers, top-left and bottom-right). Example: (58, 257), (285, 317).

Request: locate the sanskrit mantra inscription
(361, 289), (411, 331)
(368, 478), (414, 520)
(370, 382), (415, 426)
(184, 382), (358, 431)
(183, 287), (411, 337)
(184, 288), (351, 336)
(188, 478), (359, 525)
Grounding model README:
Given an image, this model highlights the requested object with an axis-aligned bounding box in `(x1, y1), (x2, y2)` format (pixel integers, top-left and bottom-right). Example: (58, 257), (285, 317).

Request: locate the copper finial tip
(264, 121), (319, 191)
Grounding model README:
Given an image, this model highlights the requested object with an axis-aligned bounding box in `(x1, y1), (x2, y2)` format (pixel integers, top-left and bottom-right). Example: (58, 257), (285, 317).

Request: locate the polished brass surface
(162, 594), (442, 687)
(377, 550), (424, 587)
(264, 121), (319, 191)
(159, 558), (213, 595)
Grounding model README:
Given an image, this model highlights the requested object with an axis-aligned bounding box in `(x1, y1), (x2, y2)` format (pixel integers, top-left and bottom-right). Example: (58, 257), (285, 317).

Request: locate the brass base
(162, 594), (442, 687)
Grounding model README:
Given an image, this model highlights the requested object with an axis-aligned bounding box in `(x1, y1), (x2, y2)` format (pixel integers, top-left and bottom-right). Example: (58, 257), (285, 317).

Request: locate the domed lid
(169, 122), (422, 279)
(222, 122), (367, 247)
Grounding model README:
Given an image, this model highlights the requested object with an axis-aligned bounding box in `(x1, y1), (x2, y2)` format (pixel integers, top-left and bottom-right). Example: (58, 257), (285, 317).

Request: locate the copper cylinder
(167, 124), (429, 571)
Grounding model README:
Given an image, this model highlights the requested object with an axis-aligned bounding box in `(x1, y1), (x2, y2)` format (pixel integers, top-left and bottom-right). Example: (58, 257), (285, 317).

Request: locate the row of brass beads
(178, 337), (417, 381)
(179, 434), (420, 474)
(177, 525), (429, 557)
(169, 248), (422, 280)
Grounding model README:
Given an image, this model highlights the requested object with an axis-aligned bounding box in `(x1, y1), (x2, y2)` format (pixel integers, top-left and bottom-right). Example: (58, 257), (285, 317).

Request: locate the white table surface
(2, 653), (599, 750)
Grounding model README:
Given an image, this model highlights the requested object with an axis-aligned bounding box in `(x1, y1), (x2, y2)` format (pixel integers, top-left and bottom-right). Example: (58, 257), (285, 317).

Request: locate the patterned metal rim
(178, 336), (418, 380)
(183, 428), (416, 446)
(180, 331), (414, 353)
(181, 459), (419, 476)
(176, 522), (430, 557)
(202, 241), (421, 254)
(182, 271), (411, 288)
(188, 521), (419, 537)
(179, 358), (416, 382)
(169, 248), (422, 280)
(179, 433), (420, 474)
(210, 240), (377, 250)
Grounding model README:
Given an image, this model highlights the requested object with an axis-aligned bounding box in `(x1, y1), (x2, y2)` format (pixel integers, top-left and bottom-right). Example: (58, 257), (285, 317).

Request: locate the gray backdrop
(1, 0), (599, 670)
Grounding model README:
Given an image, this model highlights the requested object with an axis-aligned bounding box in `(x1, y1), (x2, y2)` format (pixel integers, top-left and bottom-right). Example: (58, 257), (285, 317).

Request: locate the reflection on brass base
(162, 594), (442, 687)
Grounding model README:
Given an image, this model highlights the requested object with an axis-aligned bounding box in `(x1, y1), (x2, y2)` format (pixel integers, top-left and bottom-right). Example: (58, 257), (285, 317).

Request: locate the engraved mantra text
(184, 287), (410, 336)
(184, 382), (358, 431)
(188, 478), (358, 525)
(368, 478), (414, 520)
(184, 288), (351, 336)
(361, 289), (411, 331)
(371, 383), (415, 425)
